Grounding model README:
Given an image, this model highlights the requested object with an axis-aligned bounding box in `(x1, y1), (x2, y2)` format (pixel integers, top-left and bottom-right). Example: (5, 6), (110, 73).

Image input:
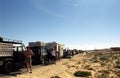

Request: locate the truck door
(13, 44), (25, 68)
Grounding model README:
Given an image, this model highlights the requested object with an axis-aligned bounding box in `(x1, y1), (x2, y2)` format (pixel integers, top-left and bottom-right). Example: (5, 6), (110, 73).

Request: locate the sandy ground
(0, 50), (120, 78)
(10, 59), (74, 78)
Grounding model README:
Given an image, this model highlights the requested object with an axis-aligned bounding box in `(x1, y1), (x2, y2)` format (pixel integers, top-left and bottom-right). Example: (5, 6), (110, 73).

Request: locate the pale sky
(0, 0), (120, 50)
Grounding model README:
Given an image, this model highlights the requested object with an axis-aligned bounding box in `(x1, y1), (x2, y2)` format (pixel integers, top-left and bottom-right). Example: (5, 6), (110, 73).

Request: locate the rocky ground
(1, 50), (120, 78)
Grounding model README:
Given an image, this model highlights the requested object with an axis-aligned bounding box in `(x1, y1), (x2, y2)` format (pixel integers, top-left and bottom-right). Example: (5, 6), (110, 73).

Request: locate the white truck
(0, 37), (25, 73)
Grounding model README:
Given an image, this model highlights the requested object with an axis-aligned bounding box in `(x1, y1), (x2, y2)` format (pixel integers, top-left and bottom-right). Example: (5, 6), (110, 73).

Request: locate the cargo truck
(29, 41), (46, 64)
(29, 41), (64, 65)
(0, 37), (25, 73)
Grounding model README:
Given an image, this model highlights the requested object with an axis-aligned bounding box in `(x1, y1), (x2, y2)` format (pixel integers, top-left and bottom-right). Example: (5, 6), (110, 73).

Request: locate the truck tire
(4, 61), (13, 73)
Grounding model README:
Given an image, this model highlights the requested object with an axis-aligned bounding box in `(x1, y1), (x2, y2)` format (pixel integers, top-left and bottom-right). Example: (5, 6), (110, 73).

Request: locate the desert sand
(1, 50), (120, 78)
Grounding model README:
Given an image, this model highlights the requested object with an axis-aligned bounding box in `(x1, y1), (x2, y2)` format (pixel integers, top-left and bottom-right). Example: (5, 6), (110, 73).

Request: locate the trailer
(0, 37), (25, 73)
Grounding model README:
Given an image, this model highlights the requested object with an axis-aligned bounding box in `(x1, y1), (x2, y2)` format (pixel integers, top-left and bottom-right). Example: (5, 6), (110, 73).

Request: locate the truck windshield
(13, 44), (25, 52)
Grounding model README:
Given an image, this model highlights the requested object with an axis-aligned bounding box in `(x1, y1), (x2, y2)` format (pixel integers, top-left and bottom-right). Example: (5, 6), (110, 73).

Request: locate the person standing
(51, 49), (56, 64)
(24, 46), (34, 73)
(56, 51), (60, 61)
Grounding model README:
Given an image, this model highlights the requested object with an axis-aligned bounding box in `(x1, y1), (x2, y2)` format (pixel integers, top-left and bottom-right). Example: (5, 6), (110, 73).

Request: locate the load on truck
(0, 37), (25, 73)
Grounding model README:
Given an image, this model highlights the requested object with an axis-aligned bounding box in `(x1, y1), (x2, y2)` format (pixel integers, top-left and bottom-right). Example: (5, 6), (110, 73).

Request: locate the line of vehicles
(0, 37), (83, 73)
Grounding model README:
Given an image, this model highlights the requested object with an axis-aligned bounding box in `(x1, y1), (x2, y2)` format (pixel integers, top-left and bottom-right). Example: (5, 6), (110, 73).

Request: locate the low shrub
(115, 65), (120, 69)
(116, 60), (120, 65)
(92, 59), (99, 63)
(84, 65), (90, 68)
(50, 76), (61, 78)
(100, 62), (106, 66)
(87, 68), (93, 70)
(97, 73), (108, 78)
(77, 61), (81, 64)
(74, 71), (91, 77)
(116, 73), (120, 78)
(99, 56), (108, 61)
(90, 57), (99, 63)
(98, 70), (110, 74)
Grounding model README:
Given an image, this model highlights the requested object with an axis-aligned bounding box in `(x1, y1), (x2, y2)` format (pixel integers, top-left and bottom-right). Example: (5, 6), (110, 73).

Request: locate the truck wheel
(4, 61), (13, 73)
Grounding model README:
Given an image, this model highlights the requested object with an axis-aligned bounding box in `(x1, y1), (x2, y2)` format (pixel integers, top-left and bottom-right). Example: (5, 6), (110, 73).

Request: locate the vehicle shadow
(0, 69), (23, 77)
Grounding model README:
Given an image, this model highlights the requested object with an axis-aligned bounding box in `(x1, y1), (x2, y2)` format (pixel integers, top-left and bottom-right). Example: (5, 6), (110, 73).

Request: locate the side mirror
(0, 37), (3, 42)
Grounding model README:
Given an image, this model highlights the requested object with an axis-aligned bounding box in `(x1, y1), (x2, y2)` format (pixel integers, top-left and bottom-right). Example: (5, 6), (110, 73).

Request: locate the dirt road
(0, 58), (71, 78)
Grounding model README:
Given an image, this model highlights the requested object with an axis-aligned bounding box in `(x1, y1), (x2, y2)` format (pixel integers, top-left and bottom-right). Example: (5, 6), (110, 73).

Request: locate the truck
(0, 37), (25, 73)
(110, 47), (120, 51)
(46, 42), (64, 58)
(29, 41), (64, 65)
(29, 41), (46, 64)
